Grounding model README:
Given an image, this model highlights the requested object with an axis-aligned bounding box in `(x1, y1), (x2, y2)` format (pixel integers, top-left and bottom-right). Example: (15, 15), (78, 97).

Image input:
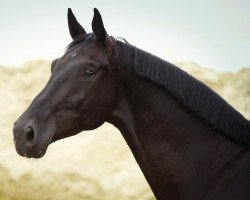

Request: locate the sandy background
(0, 60), (249, 200)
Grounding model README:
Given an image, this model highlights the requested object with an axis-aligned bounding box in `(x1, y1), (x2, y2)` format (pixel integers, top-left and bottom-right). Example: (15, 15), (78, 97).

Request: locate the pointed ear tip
(68, 8), (73, 15)
(93, 8), (100, 14)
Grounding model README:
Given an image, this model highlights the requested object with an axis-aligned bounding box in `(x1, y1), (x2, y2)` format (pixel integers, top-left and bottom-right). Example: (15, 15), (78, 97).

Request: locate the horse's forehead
(81, 41), (110, 64)
(83, 41), (105, 53)
(57, 39), (109, 69)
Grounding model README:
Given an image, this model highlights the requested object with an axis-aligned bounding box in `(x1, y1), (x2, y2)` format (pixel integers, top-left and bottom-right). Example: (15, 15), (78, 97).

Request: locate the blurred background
(0, 1), (249, 200)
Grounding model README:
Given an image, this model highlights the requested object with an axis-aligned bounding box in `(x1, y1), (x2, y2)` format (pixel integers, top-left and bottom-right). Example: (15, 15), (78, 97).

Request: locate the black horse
(13, 8), (250, 200)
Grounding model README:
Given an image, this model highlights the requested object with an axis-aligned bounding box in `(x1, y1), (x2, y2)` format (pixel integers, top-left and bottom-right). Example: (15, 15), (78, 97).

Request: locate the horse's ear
(92, 8), (107, 44)
(68, 8), (86, 39)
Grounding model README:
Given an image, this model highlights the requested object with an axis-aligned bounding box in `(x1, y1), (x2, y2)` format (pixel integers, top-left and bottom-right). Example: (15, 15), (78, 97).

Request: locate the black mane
(115, 40), (250, 147)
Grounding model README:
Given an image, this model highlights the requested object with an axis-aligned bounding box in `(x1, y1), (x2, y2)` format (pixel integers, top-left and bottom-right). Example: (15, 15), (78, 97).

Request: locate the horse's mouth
(15, 142), (49, 159)
(20, 148), (47, 159)
(30, 148), (48, 158)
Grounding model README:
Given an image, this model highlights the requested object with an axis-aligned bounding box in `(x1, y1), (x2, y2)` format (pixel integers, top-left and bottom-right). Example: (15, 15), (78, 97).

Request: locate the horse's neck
(107, 68), (244, 199)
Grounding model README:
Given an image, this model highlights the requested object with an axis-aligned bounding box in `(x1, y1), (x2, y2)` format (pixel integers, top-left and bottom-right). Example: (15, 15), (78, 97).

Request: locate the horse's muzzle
(13, 120), (45, 158)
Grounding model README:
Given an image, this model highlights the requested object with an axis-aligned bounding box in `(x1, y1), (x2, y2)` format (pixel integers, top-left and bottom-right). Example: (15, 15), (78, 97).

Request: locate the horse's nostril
(25, 127), (35, 143)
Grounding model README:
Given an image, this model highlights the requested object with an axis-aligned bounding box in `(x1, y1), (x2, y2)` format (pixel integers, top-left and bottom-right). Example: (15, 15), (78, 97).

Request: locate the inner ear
(92, 8), (107, 44)
(68, 8), (86, 39)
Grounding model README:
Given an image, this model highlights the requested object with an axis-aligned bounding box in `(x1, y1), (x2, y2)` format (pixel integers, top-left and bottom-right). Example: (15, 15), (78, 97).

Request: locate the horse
(13, 8), (250, 200)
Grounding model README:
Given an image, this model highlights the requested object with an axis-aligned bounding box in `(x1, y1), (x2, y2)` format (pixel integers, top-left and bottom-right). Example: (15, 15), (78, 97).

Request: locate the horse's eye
(84, 69), (94, 77)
